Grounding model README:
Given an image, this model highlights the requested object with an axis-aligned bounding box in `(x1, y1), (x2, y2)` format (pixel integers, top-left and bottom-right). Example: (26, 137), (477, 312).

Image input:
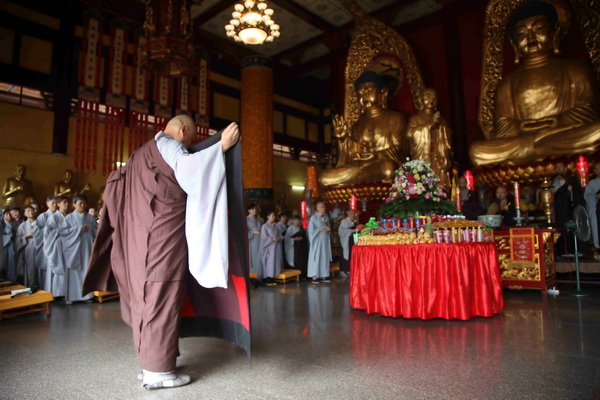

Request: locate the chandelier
(225, 0), (280, 45)
(143, 0), (198, 76)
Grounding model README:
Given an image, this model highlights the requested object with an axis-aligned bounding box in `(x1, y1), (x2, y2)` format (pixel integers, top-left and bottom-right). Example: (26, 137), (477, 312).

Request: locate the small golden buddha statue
(407, 88), (453, 188)
(320, 71), (407, 187)
(54, 169), (90, 198)
(2, 164), (35, 208)
(470, 1), (600, 167)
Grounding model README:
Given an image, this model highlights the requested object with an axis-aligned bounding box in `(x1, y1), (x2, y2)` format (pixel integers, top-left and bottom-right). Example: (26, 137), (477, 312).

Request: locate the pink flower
(425, 193), (431, 199)
(408, 187), (416, 195)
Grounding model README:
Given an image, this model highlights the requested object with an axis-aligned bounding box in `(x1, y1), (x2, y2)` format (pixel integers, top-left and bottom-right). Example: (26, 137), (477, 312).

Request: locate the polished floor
(2, 278), (600, 400)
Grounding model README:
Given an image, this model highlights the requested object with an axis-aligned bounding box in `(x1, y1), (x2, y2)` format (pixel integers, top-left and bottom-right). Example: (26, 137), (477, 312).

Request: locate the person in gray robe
(284, 216), (308, 279)
(260, 211), (283, 284)
(60, 194), (95, 303)
(338, 209), (357, 276)
(15, 205), (37, 287)
(35, 196), (58, 290)
(307, 202), (332, 282)
(3, 210), (17, 283)
(276, 213), (289, 268)
(247, 203), (263, 281)
(43, 196), (70, 297)
(585, 163), (600, 253)
(0, 215), (4, 279)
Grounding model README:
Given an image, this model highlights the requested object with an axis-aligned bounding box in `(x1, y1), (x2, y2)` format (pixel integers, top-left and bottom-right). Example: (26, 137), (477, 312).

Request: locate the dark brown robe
(83, 132), (251, 372)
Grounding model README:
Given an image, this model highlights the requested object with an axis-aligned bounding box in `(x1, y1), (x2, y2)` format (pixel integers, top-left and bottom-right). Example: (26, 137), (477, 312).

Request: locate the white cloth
(284, 225), (301, 267)
(585, 177), (600, 248)
(307, 213), (332, 278)
(155, 131), (228, 289)
(43, 212), (67, 296)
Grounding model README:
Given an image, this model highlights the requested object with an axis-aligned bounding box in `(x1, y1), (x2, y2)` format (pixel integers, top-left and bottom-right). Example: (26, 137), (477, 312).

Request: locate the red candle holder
(577, 155), (589, 188)
(301, 200), (308, 229)
(350, 195), (357, 211)
(465, 170), (474, 191)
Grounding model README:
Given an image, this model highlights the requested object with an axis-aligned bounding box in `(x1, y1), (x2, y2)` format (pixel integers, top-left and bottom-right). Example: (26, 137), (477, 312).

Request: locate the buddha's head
(63, 169), (73, 183)
(15, 164), (26, 179)
(422, 88), (438, 111)
(354, 71), (388, 110)
(508, 1), (559, 62)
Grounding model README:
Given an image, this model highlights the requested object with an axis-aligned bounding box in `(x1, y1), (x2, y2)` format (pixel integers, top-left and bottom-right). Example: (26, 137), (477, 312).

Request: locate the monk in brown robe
(84, 116), (243, 390)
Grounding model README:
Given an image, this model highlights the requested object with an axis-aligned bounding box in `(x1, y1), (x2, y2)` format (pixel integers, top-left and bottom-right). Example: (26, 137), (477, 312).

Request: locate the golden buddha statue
(54, 169), (91, 198)
(320, 71), (407, 187)
(407, 88), (453, 188)
(470, 1), (600, 167)
(2, 164), (35, 208)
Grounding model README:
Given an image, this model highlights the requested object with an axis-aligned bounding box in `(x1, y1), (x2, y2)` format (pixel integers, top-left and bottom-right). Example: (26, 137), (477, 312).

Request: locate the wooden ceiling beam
(270, 0), (337, 33)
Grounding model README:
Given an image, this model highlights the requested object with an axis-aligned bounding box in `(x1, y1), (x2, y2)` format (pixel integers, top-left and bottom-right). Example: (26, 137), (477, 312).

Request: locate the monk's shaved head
(164, 114), (197, 147)
(165, 114), (196, 131)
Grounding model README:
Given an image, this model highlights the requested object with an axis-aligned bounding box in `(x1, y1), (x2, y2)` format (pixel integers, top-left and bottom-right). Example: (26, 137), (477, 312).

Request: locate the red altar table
(350, 243), (504, 320)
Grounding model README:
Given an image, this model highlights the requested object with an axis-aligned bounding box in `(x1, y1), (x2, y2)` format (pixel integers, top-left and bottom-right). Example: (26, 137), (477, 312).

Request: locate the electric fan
(564, 205), (591, 297)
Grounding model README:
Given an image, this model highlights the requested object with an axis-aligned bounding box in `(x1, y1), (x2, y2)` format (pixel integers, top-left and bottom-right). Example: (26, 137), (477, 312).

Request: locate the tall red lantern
(350, 195), (357, 211)
(464, 170), (474, 191)
(301, 200), (307, 229)
(577, 155), (589, 188)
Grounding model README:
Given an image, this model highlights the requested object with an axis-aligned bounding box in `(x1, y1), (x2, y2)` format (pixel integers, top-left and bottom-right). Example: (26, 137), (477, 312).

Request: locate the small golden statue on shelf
(54, 169), (91, 199)
(320, 71), (407, 187)
(1, 164), (35, 208)
(470, 0), (600, 167)
(407, 88), (453, 189)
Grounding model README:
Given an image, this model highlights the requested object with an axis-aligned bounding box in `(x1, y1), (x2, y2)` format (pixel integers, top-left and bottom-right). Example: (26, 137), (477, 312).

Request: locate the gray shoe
(143, 374), (191, 390)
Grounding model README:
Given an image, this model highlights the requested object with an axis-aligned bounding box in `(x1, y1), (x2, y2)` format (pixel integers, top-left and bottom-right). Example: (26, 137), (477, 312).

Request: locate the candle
(465, 170), (474, 191)
(513, 181), (521, 209)
(456, 192), (462, 213)
(301, 201), (308, 229)
(350, 195), (357, 211)
(576, 155), (589, 188)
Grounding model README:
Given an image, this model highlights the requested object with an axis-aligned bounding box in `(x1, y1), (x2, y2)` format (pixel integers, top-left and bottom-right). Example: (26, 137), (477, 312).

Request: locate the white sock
(142, 369), (176, 385)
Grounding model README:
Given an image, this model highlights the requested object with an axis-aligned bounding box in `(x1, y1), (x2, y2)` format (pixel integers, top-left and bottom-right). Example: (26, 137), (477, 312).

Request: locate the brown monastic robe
(83, 133), (251, 372)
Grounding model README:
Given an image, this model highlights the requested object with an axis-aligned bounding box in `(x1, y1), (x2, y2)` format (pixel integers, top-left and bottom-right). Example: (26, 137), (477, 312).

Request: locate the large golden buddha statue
(54, 169), (90, 199)
(407, 88), (453, 188)
(470, 1), (600, 167)
(2, 164), (35, 208)
(320, 71), (407, 187)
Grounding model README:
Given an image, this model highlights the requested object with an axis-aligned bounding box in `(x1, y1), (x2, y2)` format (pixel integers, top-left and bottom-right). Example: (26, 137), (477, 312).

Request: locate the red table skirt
(349, 243), (504, 320)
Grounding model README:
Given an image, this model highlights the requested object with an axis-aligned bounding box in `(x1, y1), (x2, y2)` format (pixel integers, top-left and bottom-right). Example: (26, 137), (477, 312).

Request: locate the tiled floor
(1, 278), (600, 399)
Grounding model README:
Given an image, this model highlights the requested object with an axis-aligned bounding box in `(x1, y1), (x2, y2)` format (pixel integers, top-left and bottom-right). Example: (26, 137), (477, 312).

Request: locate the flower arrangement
(378, 159), (458, 218)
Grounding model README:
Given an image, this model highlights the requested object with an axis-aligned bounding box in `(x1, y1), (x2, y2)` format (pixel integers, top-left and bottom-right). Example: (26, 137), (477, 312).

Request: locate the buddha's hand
(520, 117), (558, 132)
(353, 152), (374, 162)
(333, 115), (349, 139)
(82, 184), (91, 192)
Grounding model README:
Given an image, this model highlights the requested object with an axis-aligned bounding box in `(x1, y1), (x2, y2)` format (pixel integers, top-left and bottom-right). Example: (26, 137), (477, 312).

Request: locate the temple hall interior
(1, 0), (600, 398)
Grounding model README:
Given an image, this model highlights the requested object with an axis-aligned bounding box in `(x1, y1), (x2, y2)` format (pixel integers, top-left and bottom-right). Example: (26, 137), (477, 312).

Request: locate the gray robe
(0, 220), (4, 279)
(284, 225), (301, 267)
(35, 210), (51, 288)
(247, 215), (263, 279)
(3, 219), (16, 282)
(307, 213), (332, 278)
(15, 220), (37, 287)
(260, 222), (283, 278)
(585, 177), (600, 248)
(60, 211), (95, 301)
(338, 217), (354, 261)
(43, 212), (67, 296)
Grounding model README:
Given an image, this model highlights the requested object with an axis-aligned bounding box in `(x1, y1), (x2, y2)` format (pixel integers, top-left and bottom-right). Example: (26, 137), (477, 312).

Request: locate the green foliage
(378, 197), (458, 219)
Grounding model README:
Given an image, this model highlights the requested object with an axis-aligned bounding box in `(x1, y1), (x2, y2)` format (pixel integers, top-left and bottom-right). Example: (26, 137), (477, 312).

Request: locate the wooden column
(241, 55), (274, 207)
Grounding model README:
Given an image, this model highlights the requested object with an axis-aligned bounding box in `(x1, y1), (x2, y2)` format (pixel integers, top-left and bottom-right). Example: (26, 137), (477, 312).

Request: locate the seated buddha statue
(469, 1), (600, 167)
(320, 71), (407, 187)
(2, 164), (35, 208)
(54, 169), (90, 199)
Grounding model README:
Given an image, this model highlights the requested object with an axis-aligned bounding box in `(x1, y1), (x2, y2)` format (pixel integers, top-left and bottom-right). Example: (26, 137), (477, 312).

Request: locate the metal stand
(569, 233), (589, 297)
(514, 208), (524, 226)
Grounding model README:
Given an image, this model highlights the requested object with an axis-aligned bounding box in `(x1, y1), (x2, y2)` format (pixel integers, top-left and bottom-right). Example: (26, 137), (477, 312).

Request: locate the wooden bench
(274, 269), (301, 283)
(330, 263), (340, 277)
(0, 290), (53, 321)
(93, 291), (120, 303)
